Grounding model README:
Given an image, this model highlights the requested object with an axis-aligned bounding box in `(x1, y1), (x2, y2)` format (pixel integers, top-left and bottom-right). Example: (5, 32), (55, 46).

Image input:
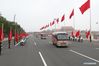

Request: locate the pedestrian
(8, 40), (11, 49)
(90, 35), (92, 42)
(8, 28), (12, 48)
(78, 35), (81, 42)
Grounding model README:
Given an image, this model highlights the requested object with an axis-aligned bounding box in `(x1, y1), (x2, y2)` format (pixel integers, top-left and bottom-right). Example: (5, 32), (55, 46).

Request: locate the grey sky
(0, 0), (99, 32)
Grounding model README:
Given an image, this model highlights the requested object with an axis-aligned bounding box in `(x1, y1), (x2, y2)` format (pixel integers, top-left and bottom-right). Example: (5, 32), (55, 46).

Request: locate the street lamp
(13, 15), (16, 45)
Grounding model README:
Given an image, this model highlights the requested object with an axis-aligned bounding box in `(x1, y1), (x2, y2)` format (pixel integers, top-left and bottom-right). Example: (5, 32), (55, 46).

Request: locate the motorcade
(52, 32), (69, 47)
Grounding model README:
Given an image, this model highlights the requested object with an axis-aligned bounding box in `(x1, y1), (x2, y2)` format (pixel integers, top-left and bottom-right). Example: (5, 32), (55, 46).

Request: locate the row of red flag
(40, 0), (90, 30)
(0, 24), (29, 43)
(71, 30), (90, 39)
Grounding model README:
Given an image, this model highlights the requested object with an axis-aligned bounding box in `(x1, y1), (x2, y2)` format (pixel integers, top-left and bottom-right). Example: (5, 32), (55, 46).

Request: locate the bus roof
(52, 32), (68, 35)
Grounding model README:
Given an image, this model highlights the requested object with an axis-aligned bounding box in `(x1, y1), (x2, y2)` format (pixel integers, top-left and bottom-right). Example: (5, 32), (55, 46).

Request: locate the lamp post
(14, 15), (16, 45)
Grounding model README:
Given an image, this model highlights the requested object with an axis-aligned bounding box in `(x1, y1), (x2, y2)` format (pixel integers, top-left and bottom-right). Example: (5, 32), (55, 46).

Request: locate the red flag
(75, 30), (80, 37)
(79, 0), (90, 14)
(40, 27), (43, 30)
(46, 24), (49, 27)
(44, 25), (47, 29)
(40, 26), (45, 30)
(20, 33), (28, 39)
(15, 33), (19, 43)
(50, 21), (55, 26)
(8, 28), (12, 41)
(45, 24), (49, 28)
(71, 31), (74, 37)
(69, 9), (74, 19)
(52, 21), (55, 25)
(0, 28), (3, 42)
(86, 31), (90, 39)
(20, 33), (24, 39)
(61, 14), (65, 22)
(0, 24), (4, 42)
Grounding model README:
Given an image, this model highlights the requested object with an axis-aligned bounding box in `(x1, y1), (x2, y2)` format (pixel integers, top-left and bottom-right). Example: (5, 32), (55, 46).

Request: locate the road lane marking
(15, 41), (21, 47)
(96, 48), (99, 49)
(83, 62), (96, 65)
(69, 50), (99, 63)
(39, 52), (47, 66)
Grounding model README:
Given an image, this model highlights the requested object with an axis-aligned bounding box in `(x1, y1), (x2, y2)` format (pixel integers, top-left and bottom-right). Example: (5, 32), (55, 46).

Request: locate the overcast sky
(0, 0), (99, 32)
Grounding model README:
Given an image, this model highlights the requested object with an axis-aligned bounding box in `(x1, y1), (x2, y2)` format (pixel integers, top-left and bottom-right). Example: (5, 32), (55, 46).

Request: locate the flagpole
(62, 14), (65, 32)
(14, 15), (16, 45)
(73, 9), (75, 41)
(72, 9), (75, 41)
(55, 23), (56, 32)
(8, 27), (11, 48)
(73, 9), (75, 31)
(2, 23), (4, 40)
(89, 0), (92, 42)
(73, 0), (75, 30)
(64, 15), (66, 32)
(73, 1), (76, 39)
(54, 19), (57, 32)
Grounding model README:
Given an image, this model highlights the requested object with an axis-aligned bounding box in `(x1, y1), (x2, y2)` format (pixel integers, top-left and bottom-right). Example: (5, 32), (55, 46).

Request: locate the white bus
(52, 32), (69, 47)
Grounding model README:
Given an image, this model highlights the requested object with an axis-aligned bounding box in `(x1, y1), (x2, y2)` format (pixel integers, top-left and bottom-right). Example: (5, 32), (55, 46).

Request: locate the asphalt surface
(0, 34), (99, 66)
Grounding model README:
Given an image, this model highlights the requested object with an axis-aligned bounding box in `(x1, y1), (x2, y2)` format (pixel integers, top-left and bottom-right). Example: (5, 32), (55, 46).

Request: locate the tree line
(0, 15), (25, 38)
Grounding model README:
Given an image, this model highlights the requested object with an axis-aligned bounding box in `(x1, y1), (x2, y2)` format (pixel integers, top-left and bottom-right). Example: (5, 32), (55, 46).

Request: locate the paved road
(0, 34), (99, 66)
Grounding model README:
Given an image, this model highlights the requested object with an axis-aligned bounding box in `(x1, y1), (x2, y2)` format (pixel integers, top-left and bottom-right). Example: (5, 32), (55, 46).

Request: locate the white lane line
(83, 62), (96, 65)
(70, 50), (99, 63)
(39, 52), (47, 66)
(34, 42), (37, 46)
(96, 48), (99, 49)
(15, 41), (21, 47)
(15, 39), (26, 47)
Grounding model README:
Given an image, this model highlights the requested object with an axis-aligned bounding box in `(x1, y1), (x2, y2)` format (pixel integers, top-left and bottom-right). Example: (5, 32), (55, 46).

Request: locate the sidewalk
(83, 38), (99, 41)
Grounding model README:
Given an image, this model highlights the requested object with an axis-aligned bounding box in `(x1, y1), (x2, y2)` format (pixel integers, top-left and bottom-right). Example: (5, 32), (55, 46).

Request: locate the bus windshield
(57, 34), (69, 40)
